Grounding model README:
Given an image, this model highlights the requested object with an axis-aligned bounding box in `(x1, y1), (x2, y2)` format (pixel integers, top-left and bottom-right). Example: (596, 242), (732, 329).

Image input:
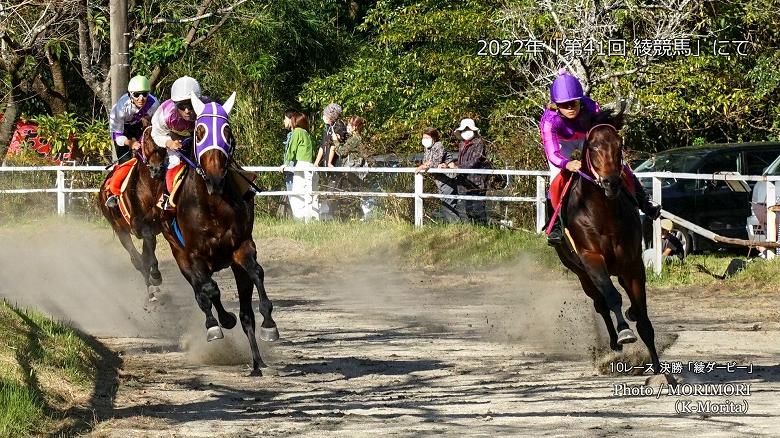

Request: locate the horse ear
(223, 92), (237, 115)
(190, 92), (206, 116)
(594, 100), (626, 130)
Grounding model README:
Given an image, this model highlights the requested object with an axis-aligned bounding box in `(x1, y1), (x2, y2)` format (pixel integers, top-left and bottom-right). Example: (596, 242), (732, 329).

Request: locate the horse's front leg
(176, 254), (235, 341)
(580, 251), (637, 345)
(141, 227), (161, 301)
(233, 239), (278, 342)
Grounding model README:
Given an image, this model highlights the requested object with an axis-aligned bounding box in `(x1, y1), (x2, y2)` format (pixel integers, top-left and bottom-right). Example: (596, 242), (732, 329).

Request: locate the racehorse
(98, 127), (167, 299)
(160, 91), (278, 376)
(553, 111), (661, 373)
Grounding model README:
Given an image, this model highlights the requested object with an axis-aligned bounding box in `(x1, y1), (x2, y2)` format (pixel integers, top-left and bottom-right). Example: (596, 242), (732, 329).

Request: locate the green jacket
(286, 127), (315, 164)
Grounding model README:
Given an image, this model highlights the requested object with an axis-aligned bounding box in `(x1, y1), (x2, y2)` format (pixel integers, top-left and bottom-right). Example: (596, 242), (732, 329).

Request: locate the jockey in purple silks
(540, 69), (661, 246)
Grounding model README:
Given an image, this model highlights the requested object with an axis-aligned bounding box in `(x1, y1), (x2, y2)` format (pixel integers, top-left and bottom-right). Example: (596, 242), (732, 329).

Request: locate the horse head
(140, 127), (167, 179)
(190, 91), (237, 195)
(584, 107), (626, 200)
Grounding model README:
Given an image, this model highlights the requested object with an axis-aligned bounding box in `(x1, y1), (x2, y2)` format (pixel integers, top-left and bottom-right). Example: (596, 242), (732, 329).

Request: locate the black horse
(160, 92), (278, 375)
(553, 112), (661, 373)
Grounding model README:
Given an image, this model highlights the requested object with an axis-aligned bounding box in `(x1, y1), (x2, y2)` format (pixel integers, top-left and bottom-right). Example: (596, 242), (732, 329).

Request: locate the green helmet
(127, 75), (151, 93)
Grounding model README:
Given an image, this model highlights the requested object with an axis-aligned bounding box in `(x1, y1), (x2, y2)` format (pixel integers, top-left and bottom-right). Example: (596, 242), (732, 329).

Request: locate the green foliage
(131, 34), (186, 75)
(32, 114), (112, 163)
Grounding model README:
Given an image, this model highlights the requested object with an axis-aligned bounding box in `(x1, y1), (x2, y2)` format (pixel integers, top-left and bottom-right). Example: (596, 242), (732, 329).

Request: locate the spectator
(286, 112), (319, 221)
(315, 103), (347, 220)
(337, 116), (373, 220)
(454, 118), (489, 224)
(416, 127), (459, 223)
(642, 219), (685, 269)
(282, 109), (296, 193)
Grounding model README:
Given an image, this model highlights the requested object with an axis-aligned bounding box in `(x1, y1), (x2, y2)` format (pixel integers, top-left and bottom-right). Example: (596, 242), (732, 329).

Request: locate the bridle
(580, 124), (624, 190)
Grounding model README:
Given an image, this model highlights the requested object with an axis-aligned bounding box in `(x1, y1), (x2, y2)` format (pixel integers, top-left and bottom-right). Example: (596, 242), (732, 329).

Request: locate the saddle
(156, 164), (188, 210)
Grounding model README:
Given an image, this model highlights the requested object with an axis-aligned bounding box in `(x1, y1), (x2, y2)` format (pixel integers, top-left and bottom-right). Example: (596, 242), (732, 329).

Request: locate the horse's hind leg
(232, 263), (267, 375)
(623, 273), (661, 373)
(580, 252), (636, 345)
(234, 240), (278, 341)
(617, 277), (636, 322)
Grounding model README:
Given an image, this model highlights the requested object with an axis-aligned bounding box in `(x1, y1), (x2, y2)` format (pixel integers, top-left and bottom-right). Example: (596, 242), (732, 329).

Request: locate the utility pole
(109, 0), (129, 161)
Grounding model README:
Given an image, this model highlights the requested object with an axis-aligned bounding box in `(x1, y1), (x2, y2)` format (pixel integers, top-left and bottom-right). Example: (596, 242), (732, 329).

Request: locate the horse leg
(623, 272), (661, 373)
(116, 228), (144, 274)
(576, 274), (621, 352)
(231, 263), (267, 375)
(233, 240), (278, 341)
(580, 252), (637, 345)
(176, 256), (226, 341)
(206, 281), (238, 330)
(141, 228), (161, 301)
(144, 229), (162, 287)
(617, 277), (636, 322)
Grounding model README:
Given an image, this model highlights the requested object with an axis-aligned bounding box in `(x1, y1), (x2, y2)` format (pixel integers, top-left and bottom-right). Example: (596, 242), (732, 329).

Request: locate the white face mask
(461, 130), (475, 141)
(422, 137), (433, 148)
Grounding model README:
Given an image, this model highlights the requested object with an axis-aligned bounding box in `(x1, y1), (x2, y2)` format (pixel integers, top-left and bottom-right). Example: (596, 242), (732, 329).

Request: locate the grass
(0, 301), (99, 437)
(253, 217), (561, 271)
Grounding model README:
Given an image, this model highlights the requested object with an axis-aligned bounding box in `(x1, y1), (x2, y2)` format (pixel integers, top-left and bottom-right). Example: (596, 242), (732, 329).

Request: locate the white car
(747, 154), (780, 243)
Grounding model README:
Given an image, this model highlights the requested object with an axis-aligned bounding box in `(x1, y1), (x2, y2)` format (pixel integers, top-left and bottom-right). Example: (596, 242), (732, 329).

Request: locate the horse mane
(591, 100), (627, 131)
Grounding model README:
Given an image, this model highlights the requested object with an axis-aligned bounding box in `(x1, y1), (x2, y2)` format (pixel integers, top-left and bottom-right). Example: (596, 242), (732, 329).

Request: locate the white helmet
(170, 76), (201, 102)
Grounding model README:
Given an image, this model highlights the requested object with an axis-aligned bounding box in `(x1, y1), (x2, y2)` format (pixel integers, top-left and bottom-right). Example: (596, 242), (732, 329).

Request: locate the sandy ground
(1, 223), (779, 437)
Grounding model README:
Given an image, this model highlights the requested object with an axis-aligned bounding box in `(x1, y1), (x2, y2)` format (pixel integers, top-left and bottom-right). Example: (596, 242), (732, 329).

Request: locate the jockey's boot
(546, 199), (563, 246)
(105, 195), (119, 208)
(633, 176), (662, 220)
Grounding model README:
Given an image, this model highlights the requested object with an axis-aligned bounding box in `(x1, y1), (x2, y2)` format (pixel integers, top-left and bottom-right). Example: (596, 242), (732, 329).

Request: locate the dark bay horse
(553, 113), (661, 373)
(160, 91), (278, 376)
(98, 127), (167, 299)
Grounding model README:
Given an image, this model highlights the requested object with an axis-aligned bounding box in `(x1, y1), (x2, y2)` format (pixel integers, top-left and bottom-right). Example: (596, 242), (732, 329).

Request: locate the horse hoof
(258, 326), (279, 342)
(624, 307), (636, 322)
(206, 326), (224, 342)
(220, 312), (237, 330)
(617, 328), (637, 345)
(149, 272), (162, 286)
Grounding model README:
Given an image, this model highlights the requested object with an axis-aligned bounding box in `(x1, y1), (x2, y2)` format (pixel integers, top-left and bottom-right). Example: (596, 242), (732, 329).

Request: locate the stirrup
(105, 195), (118, 208)
(643, 203), (662, 220)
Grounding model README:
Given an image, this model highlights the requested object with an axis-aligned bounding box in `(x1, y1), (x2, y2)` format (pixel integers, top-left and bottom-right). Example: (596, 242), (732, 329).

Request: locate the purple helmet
(550, 69), (584, 103)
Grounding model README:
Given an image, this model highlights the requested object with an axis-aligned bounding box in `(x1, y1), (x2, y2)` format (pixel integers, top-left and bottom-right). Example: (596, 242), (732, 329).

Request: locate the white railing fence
(3, 165), (780, 275)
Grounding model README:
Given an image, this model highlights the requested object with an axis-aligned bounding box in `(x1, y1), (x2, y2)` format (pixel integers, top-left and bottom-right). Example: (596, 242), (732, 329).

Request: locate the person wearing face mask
(454, 118), (489, 224)
(416, 127), (459, 222)
(540, 69), (661, 246)
(104, 75), (160, 208)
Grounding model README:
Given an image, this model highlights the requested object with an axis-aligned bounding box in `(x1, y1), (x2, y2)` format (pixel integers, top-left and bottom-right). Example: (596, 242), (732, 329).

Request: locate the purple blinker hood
(191, 91), (236, 164)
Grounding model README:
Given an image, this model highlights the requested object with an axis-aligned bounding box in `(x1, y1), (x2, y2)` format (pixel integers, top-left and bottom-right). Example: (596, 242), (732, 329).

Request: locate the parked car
(746, 153), (780, 243)
(634, 142), (780, 254)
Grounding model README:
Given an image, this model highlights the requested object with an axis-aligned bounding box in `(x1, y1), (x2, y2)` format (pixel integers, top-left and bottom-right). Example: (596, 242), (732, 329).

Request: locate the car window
(745, 149), (780, 176)
(698, 151), (740, 191)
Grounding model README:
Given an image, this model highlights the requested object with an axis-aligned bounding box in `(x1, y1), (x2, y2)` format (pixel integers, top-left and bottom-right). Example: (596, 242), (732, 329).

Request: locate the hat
(550, 69), (584, 104)
(660, 219), (673, 231)
(455, 118), (479, 132)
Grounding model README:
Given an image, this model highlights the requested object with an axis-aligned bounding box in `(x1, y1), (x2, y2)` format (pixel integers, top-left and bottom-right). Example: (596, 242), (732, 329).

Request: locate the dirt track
(1, 223), (780, 437)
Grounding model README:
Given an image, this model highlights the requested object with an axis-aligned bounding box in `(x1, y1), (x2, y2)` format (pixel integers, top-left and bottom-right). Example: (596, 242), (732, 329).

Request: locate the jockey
(105, 75), (160, 208)
(541, 69), (661, 245)
(151, 76), (201, 210)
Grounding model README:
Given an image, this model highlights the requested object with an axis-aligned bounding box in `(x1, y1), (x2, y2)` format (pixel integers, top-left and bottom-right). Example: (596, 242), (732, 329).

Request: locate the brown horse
(160, 92), (278, 376)
(553, 112), (661, 373)
(98, 127), (167, 299)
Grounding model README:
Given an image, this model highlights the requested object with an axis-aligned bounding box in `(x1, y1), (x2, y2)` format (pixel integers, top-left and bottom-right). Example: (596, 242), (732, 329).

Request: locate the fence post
(56, 169), (66, 216)
(766, 181), (776, 260)
(414, 172), (424, 228)
(652, 176), (662, 275)
(536, 176), (546, 233)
